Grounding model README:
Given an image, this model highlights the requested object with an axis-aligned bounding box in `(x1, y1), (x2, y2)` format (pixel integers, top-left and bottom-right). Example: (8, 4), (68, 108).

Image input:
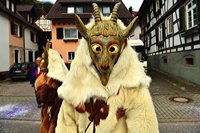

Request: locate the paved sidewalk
(149, 69), (200, 132)
(0, 80), (41, 133)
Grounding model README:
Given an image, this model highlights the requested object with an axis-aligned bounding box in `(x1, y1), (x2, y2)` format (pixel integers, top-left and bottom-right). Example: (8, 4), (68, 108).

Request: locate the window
(11, 22), (22, 37)
(186, 0), (198, 29)
(30, 31), (35, 42)
(100, 7), (110, 14)
(28, 51), (33, 62)
(157, 22), (165, 42)
(6, 0), (9, 9)
(167, 16), (173, 35)
(27, 15), (30, 22)
(184, 55), (194, 66)
(66, 7), (83, 14)
(76, 7), (83, 13)
(68, 52), (75, 60)
(102, 7), (110, 14)
(162, 56), (168, 64)
(14, 23), (20, 37)
(11, 3), (14, 12)
(67, 7), (75, 13)
(63, 28), (78, 40)
(155, 0), (160, 12)
(158, 25), (163, 41)
(147, 13), (149, 23)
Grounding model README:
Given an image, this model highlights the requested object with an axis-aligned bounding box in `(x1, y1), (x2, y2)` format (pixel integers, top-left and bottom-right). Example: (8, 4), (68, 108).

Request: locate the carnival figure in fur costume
(35, 42), (68, 133)
(56, 3), (159, 133)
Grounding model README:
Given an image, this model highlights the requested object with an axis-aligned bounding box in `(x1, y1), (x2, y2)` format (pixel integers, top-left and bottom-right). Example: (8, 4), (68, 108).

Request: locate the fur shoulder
(47, 49), (68, 82)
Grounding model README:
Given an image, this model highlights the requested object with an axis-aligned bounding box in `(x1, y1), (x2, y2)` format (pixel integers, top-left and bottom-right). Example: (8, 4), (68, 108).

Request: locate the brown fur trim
(46, 78), (62, 89)
(37, 84), (58, 106)
(85, 99), (109, 126)
(35, 73), (48, 89)
(116, 107), (126, 120)
(75, 103), (86, 113)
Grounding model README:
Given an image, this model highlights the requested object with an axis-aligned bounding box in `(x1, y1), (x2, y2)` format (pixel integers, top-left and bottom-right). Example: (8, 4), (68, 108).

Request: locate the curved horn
(123, 16), (139, 39)
(111, 2), (121, 22)
(75, 14), (88, 39)
(92, 3), (102, 23)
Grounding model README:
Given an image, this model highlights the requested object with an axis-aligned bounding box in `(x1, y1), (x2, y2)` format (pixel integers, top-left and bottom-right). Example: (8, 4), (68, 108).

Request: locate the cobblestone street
(149, 69), (200, 133)
(0, 80), (40, 133)
(0, 70), (200, 133)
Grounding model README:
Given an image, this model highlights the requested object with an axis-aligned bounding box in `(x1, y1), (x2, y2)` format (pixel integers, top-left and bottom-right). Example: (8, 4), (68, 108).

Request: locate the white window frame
(63, 27), (78, 40)
(11, 2), (14, 12)
(158, 25), (163, 41)
(68, 51), (75, 61)
(167, 16), (173, 35)
(14, 23), (20, 37)
(6, 0), (9, 9)
(76, 7), (83, 13)
(186, 0), (198, 29)
(27, 15), (30, 22)
(147, 14), (149, 23)
(156, 0), (160, 12)
(67, 7), (75, 14)
(102, 7), (110, 14)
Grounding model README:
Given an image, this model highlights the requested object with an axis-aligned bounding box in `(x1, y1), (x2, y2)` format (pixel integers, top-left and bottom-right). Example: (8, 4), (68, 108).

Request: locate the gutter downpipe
(23, 26), (27, 63)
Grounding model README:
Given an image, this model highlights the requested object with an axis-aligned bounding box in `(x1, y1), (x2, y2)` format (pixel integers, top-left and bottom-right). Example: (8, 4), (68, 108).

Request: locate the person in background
(30, 57), (42, 108)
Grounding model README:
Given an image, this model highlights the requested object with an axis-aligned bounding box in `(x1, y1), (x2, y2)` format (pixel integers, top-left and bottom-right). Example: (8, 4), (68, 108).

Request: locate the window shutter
(20, 26), (22, 37)
(11, 22), (14, 35)
(36, 34), (38, 43)
(179, 6), (185, 32)
(162, 21), (166, 40)
(78, 31), (82, 39)
(197, 0), (200, 24)
(156, 28), (159, 42)
(57, 28), (63, 39)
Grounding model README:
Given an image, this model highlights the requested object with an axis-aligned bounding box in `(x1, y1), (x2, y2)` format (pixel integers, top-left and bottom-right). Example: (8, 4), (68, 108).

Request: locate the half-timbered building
(138, 0), (200, 85)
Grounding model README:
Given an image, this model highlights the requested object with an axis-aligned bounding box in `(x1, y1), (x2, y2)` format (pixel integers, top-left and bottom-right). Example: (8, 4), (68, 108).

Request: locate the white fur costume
(55, 17), (159, 133)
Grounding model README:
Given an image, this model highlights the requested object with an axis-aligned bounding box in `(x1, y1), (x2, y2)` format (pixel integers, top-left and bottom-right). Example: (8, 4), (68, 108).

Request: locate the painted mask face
(89, 35), (121, 73)
(88, 21), (124, 76)
(75, 3), (138, 85)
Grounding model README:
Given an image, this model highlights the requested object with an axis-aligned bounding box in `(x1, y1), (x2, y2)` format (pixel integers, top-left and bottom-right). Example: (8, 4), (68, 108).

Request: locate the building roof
(47, 0), (132, 20)
(132, 11), (138, 16)
(16, 5), (34, 12)
(0, 2), (41, 31)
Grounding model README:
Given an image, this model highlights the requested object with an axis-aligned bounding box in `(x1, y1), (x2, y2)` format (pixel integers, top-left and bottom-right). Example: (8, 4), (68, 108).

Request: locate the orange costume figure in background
(35, 42), (68, 133)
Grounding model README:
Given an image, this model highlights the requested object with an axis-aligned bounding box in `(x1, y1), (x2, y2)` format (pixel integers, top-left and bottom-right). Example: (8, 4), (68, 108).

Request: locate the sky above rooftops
(38, 0), (144, 11)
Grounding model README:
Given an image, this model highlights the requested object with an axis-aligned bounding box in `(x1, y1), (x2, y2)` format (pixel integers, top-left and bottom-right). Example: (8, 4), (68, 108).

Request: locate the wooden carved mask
(75, 3), (138, 86)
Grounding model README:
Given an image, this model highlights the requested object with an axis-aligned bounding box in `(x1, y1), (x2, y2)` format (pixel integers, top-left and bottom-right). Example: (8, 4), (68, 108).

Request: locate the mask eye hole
(108, 44), (119, 54)
(91, 43), (102, 54)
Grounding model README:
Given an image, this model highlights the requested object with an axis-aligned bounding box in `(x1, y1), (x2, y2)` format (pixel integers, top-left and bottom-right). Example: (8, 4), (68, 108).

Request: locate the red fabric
(35, 67), (42, 79)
